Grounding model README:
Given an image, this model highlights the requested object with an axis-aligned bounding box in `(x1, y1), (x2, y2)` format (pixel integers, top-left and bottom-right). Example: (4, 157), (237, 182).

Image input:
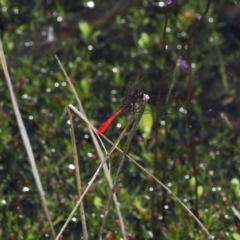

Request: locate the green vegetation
(0, 0), (240, 239)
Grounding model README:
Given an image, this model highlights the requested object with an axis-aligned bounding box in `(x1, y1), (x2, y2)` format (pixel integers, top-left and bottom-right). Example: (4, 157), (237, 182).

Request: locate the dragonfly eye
(133, 89), (144, 98)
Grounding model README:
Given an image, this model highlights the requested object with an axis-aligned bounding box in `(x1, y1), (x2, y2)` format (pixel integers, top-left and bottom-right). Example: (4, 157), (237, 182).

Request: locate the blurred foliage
(1, 0), (240, 239)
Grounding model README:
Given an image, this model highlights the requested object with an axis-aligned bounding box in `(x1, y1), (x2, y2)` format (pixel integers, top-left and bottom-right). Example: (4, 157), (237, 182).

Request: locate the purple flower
(177, 56), (189, 70)
(181, 60), (189, 70)
(166, 0), (175, 5)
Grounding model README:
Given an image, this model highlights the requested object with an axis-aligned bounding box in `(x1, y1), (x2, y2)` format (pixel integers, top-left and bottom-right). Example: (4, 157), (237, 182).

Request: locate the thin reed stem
(55, 56), (127, 239)
(68, 108), (89, 240)
(0, 39), (56, 237)
(67, 105), (213, 239)
(99, 95), (149, 240)
(55, 105), (135, 240)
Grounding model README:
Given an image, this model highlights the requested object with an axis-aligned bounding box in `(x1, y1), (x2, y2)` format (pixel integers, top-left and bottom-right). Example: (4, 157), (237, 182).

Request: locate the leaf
(133, 198), (147, 214)
(138, 105), (153, 137)
(231, 178), (240, 190)
(231, 178), (240, 197)
(80, 78), (90, 93)
(197, 186), (204, 197)
(7, 41), (14, 51)
(138, 32), (150, 48)
(78, 21), (92, 38)
(94, 196), (103, 209)
(233, 233), (240, 240)
(189, 176), (196, 188)
(92, 30), (101, 41)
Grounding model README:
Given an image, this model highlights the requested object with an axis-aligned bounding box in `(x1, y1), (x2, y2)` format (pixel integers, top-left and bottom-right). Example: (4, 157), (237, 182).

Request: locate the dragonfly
(97, 88), (150, 135)
(96, 79), (177, 136)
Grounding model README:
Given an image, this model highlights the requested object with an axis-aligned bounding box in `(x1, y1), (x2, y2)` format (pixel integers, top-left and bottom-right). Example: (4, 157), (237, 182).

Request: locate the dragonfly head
(133, 89), (149, 100)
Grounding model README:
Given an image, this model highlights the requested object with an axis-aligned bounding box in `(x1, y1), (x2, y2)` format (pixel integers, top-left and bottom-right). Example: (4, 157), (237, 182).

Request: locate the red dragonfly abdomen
(97, 107), (125, 135)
